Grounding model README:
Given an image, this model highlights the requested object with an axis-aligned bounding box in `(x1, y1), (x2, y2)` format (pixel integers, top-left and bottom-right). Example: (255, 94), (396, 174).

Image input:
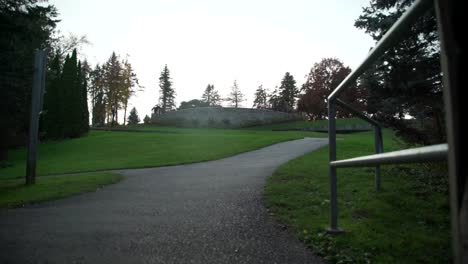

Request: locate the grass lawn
(249, 117), (367, 131)
(0, 172), (123, 208)
(264, 130), (450, 263)
(0, 128), (325, 179)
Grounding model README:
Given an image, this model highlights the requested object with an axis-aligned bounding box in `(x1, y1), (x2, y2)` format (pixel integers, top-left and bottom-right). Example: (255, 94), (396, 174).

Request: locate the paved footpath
(0, 138), (327, 264)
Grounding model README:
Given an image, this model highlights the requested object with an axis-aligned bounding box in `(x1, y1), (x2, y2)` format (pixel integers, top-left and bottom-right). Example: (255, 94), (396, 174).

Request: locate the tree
(143, 115), (151, 124)
(355, 0), (443, 145)
(89, 64), (106, 126)
(60, 49), (82, 138)
(78, 60), (90, 134)
(226, 80), (244, 108)
(179, 99), (209, 109)
(252, 85), (268, 109)
(121, 58), (140, 125)
(277, 73), (298, 112)
(268, 87), (281, 111)
(103, 52), (123, 126)
(127, 107), (140, 125)
(158, 65), (175, 113)
(0, 0), (58, 160)
(42, 53), (63, 138)
(201, 84), (221, 106)
(298, 58), (359, 120)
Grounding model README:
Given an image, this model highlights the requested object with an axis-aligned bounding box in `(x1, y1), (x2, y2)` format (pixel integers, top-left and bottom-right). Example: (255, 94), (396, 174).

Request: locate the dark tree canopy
(355, 0), (443, 145)
(298, 58), (364, 120)
(0, 0), (58, 159)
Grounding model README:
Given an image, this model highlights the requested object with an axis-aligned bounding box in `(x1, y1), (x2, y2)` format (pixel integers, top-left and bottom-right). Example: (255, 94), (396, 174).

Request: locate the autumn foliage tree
(298, 58), (365, 120)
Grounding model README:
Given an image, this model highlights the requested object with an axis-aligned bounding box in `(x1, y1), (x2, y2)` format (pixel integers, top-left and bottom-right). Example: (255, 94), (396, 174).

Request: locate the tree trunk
(123, 102), (128, 126)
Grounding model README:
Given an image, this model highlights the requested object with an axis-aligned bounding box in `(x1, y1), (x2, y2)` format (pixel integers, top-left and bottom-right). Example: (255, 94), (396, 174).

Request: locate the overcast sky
(50, 0), (375, 121)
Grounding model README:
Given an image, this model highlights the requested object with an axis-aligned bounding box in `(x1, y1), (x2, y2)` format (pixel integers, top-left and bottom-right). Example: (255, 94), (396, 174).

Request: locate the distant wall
(151, 107), (303, 128)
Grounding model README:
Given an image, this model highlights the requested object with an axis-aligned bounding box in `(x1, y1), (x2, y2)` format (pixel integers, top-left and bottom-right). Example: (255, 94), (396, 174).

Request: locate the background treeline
(88, 52), (140, 127)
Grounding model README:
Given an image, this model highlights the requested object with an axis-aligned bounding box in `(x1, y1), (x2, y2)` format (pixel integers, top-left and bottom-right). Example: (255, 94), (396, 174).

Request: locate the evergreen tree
(42, 54), (63, 138)
(201, 84), (221, 106)
(143, 115), (151, 124)
(277, 72), (298, 112)
(103, 52), (123, 126)
(127, 107), (140, 125)
(268, 87), (280, 111)
(89, 64), (106, 126)
(226, 80), (244, 108)
(158, 65), (175, 113)
(355, 0), (443, 144)
(79, 60), (90, 133)
(252, 85), (268, 109)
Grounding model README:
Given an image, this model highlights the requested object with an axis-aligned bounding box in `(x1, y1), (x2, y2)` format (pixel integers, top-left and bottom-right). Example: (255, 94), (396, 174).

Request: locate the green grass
(249, 117), (367, 130)
(264, 130), (450, 263)
(0, 172), (123, 208)
(0, 128), (325, 179)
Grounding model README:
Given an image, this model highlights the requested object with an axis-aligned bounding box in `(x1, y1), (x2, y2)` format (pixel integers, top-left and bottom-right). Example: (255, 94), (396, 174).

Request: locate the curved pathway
(0, 138), (327, 264)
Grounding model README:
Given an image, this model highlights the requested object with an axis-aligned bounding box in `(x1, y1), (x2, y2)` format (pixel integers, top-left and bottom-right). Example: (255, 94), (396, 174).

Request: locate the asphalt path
(0, 137), (327, 264)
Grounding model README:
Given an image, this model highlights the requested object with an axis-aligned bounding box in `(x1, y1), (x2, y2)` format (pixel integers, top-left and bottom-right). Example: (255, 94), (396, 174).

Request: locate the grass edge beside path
(0, 172), (123, 209)
(264, 131), (450, 264)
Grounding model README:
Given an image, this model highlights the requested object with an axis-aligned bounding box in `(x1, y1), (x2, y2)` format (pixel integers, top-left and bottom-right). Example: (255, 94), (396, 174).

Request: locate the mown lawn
(264, 130), (450, 263)
(0, 128), (325, 179)
(0, 172), (123, 208)
(250, 117), (367, 131)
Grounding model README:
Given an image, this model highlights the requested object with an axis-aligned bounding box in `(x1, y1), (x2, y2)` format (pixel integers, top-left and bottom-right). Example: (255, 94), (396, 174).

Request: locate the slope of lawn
(249, 117), (367, 131)
(0, 172), (123, 208)
(264, 130), (450, 263)
(0, 128), (325, 179)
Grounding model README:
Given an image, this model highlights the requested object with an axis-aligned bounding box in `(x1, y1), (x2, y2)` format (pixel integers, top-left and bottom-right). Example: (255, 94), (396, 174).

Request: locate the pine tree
(226, 80), (244, 108)
(79, 60), (90, 134)
(42, 54), (63, 138)
(202, 84), (221, 106)
(253, 85), (268, 109)
(90, 64), (106, 126)
(158, 65), (175, 113)
(103, 52), (123, 126)
(143, 115), (151, 124)
(127, 107), (140, 125)
(278, 72), (298, 112)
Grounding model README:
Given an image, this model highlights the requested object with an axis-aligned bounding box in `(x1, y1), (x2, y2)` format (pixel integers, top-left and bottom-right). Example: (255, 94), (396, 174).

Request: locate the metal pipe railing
(325, 0), (462, 262)
(326, 0), (438, 234)
(331, 144), (448, 168)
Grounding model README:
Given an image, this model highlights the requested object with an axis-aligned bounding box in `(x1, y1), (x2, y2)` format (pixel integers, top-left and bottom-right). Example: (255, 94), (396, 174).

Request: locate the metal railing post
(374, 126), (383, 191)
(26, 50), (47, 185)
(328, 99), (341, 233)
(434, 0), (464, 262)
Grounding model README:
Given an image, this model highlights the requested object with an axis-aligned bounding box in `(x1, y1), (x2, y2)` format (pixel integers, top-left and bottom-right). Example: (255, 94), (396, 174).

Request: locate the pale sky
(50, 0), (375, 122)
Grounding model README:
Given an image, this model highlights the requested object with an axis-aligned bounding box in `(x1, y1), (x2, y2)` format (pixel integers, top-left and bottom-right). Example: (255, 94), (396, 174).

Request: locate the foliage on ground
(0, 172), (123, 208)
(264, 130), (450, 263)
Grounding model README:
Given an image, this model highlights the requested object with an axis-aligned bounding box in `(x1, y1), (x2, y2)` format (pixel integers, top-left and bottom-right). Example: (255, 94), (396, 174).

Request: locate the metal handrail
(331, 144), (448, 168)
